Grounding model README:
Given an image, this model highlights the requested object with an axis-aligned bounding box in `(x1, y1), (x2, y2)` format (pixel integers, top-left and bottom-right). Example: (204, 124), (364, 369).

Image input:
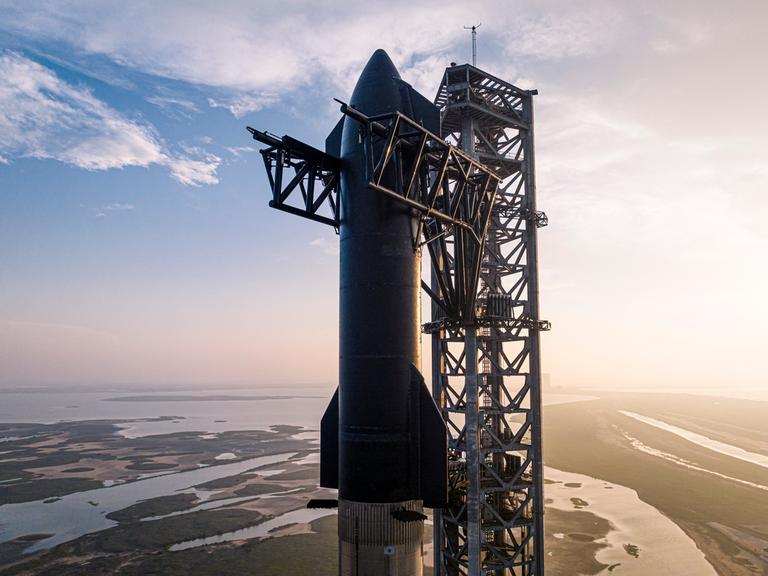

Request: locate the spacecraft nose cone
(363, 49), (401, 80)
(350, 49), (402, 115)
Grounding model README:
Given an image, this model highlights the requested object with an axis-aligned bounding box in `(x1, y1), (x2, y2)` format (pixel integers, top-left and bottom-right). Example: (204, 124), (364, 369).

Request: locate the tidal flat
(544, 392), (768, 575)
(2, 390), (766, 575)
(0, 418), (335, 575)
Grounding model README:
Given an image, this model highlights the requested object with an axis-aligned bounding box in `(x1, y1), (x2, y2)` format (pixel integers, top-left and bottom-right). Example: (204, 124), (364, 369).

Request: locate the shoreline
(544, 392), (768, 575)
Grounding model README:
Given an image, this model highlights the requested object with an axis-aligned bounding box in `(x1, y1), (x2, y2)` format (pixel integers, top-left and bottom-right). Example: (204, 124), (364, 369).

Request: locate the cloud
(166, 155), (220, 186)
(146, 95), (199, 117)
(0, 51), (219, 185)
(309, 237), (340, 256)
(226, 146), (256, 157)
(103, 202), (134, 211)
(650, 18), (710, 54)
(0, 0), (643, 125)
(88, 202), (135, 217)
(0, 0), (468, 112)
(509, 4), (625, 60)
(207, 94), (277, 118)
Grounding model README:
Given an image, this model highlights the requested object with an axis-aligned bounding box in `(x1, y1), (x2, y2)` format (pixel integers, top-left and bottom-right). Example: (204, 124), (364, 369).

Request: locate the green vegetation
(194, 474), (250, 490)
(265, 466), (318, 481)
(0, 420), (314, 508)
(570, 497), (589, 509)
(1, 513), (335, 576)
(0, 478), (103, 505)
(623, 543), (640, 558)
(71, 508), (264, 556)
(0, 417), (326, 574)
(106, 494), (198, 523)
(118, 515), (339, 576)
(125, 461), (178, 471)
(233, 483), (288, 497)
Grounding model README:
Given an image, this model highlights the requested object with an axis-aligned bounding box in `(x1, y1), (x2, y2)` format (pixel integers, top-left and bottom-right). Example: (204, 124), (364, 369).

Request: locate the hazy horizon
(1, 0), (766, 392)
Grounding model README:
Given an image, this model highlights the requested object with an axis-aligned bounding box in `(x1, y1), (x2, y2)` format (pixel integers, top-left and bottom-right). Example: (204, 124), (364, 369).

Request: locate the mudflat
(544, 392), (768, 575)
(2, 391), (766, 575)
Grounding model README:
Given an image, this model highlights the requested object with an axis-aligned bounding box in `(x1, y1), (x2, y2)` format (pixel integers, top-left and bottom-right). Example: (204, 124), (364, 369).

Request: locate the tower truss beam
(337, 103), (502, 324)
(248, 128), (341, 227)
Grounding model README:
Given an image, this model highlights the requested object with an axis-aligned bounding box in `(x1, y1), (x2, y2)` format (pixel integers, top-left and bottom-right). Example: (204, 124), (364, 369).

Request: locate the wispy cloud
(207, 94), (277, 118)
(309, 237), (339, 256)
(509, 5), (625, 60)
(145, 95), (199, 118)
(0, 0), (468, 116)
(0, 51), (219, 185)
(649, 17), (710, 54)
(167, 155), (220, 186)
(226, 146), (256, 158)
(87, 202), (135, 218)
(103, 202), (134, 211)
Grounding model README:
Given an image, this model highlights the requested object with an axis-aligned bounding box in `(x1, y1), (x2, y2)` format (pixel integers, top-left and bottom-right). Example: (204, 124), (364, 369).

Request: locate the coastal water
(0, 389), (596, 438)
(0, 452), (302, 552)
(0, 388), (721, 562)
(545, 467), (717, 575)
(0, 387), (330, 437)
(620, 410), (768, 468)
(620, 429), (768, 493)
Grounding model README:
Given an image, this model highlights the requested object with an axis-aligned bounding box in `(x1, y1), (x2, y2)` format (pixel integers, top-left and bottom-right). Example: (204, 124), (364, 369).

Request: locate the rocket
(319, 49), (448, 575)
(250, 48), (447, 575)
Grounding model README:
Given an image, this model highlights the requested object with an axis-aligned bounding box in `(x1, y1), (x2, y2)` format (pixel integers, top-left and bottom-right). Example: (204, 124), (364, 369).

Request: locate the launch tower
(429, 64), (549, 576)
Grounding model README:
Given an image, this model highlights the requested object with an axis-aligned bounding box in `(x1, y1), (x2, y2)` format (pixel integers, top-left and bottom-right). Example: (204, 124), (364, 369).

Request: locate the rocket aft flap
(320, 364), (447, 508)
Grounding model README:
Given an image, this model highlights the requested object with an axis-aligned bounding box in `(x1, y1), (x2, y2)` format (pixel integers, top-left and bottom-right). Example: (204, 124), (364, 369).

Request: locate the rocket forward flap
(320, 387), (339, 489)
(395, 79), (440, 135)
(410, 364), (448, 508)
(325, 117), (344, 158)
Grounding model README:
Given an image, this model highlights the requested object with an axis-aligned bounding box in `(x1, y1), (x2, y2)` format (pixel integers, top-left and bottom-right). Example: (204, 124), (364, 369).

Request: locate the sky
(0, 0), (766, 391)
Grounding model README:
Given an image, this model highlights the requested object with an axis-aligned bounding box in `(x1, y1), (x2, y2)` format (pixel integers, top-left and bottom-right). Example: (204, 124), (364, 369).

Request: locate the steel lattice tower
(429, 64), (549, 576)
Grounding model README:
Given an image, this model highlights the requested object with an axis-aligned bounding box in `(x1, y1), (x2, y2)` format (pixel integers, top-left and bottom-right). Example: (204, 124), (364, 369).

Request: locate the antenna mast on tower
(464, 23), (481, 66)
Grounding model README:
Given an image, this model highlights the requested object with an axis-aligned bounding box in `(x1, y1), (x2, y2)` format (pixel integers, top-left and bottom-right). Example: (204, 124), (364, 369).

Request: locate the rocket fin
(325, 117), (344, 158)
(320, 387), (339, 489)
(410, 364), (448, 508)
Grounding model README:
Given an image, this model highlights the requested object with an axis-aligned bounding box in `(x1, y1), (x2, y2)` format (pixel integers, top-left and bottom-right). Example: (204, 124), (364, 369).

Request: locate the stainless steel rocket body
(336, 50), (423, 576)
(338, 51), (421, 504)
(317, 50), (447, 576)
